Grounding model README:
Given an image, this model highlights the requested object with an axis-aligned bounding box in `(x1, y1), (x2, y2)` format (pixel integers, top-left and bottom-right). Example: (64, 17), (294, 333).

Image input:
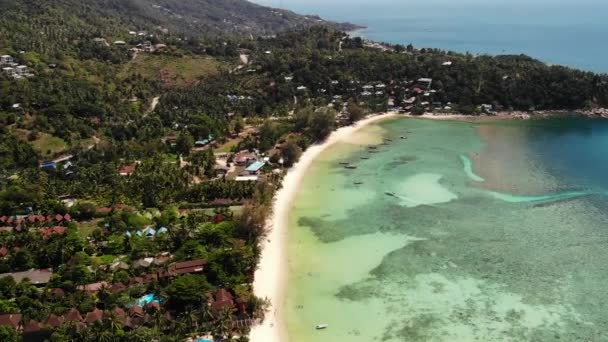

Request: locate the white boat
(315, 324), (328, 330)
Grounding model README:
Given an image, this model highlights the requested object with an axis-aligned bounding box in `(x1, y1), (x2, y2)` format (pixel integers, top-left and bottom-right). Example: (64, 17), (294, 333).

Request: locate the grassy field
(13, 129), (68, 156)
(215, 138), (241, 153)
(77, 219), (102, 238)
(120, 54), (224, 87)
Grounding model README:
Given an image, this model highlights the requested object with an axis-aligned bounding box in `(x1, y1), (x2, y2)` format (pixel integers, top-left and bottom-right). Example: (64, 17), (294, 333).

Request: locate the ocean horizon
(252, 0), (608, 73)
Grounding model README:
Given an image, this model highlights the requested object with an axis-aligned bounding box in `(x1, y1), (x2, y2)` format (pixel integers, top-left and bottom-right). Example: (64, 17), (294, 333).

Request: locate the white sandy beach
(249, 112), (398, 342)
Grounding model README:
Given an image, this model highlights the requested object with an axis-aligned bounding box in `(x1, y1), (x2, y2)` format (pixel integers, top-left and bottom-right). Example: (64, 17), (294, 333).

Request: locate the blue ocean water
(520, 118), (608, 190)
(253, 0), (608, 72)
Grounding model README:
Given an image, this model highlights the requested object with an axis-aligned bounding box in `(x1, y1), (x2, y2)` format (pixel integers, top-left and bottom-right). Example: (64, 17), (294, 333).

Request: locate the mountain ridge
(0, 0), (361, 55)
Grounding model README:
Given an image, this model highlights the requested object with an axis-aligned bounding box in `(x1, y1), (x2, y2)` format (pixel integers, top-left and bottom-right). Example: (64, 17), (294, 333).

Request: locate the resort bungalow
(245, 161), (265, 175)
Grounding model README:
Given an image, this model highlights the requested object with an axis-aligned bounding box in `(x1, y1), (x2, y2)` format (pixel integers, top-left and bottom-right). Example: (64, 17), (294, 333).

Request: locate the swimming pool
(135, 293), (160, 307)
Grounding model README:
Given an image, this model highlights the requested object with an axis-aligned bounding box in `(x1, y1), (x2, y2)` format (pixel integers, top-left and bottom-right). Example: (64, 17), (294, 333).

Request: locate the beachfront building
(245, 161), (265, 175)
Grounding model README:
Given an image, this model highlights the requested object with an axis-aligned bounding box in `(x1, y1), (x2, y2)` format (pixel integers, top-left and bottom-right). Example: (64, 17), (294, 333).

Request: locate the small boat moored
(344, 165), (357, 169)
(315, 324), (329, 330)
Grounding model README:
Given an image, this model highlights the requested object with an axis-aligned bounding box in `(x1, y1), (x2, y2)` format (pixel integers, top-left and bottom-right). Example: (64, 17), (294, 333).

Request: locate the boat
(315, 324), (329, 330)
(385, 191), (397, 197)
(354, 182), (364, 185)
(400, 136), (407, 139)
(360, 156), (370, 160)
(368, 146), (378, 150)
(344, 165), (357, 169)
(369, 150), (380, 153)
(338, 162), (350, 166)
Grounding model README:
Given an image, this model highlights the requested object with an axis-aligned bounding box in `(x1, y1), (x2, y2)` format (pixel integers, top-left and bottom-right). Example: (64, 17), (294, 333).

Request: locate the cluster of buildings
(93, 30), (168, 55)
(1, 55), (33, 80)
(0, 213), (72, 229)
(361, 83), (387, 97)
(0, 257), (246, 337)
(233, 150), (268, 182)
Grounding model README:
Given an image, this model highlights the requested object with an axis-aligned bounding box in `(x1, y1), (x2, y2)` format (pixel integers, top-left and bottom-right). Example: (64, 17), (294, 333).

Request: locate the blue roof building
(40, 161), (57, 169)
(245, 161), (266, 174)
(195, 134), (215, 147)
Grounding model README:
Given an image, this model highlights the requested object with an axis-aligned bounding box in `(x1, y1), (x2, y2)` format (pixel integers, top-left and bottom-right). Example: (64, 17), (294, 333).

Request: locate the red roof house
(84, 309), (103, 324)
(23, 320), (42, 333)
(45, 314), (64, 328)
(64, 309), (83, 322)
(210, 288), (236, 314)
(119, 165), (136, 176)
(0, 314), (22, 328)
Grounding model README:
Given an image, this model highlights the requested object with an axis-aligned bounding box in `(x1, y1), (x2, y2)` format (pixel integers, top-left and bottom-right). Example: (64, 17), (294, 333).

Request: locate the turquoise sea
(284, 117), (608, 341)
(253, 0), (608, 73)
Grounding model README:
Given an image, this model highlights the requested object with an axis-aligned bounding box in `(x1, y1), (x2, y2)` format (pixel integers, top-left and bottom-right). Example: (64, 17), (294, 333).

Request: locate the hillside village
(1, 0), (608, 339)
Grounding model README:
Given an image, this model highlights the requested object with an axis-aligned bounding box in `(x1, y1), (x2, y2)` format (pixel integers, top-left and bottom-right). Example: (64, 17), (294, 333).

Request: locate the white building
(2, 67), (14, 77)
(15, 65), (27, 75)
(0, 55), (13, 66)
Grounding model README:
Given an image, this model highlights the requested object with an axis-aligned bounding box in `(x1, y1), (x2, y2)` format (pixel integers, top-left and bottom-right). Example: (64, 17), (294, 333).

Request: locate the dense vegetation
(0, 0), (358, 56)
(1, 0), (608, 340)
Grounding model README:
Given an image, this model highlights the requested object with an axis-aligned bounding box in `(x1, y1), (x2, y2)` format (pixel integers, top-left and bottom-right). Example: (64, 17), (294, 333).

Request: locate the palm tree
(213, 307), (235, 340)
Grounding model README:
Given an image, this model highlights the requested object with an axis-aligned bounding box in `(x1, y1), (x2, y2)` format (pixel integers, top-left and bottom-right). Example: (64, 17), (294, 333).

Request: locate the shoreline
(405, 109), (608, 122)
(249, 112), (398, 342)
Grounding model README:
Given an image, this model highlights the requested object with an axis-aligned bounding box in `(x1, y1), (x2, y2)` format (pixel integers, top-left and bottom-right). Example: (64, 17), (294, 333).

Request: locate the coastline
(249, 112), (398, 342)
(405, 109), (608, 122)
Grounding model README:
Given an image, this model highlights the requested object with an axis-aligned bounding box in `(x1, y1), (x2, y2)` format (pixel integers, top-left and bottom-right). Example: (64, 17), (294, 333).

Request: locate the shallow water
(285, 117), (608, 341)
